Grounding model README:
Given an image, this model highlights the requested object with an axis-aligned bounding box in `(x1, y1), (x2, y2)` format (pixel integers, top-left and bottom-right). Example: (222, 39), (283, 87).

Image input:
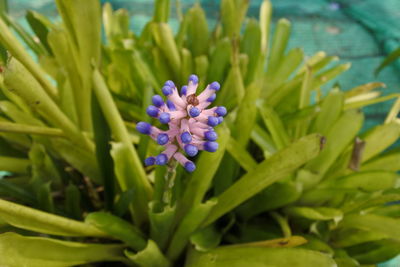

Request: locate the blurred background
(6, 0), (400, 129)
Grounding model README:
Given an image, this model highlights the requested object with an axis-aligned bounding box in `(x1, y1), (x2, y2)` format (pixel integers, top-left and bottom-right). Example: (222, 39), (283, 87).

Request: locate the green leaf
(361, 122), (400, 163)
(310, 89), (344, 136)
(203, 133), (323, 226)
(375, 47), (400, 75)
(237, 182), (301, 220)
(0, 156), (29, 173)
(125, 240), (170, 267)
(149, 204), (175, 251)
(322, 171), (397, 192)
(153, 0), (170, 22)
(86, 212), (146, 251)
(0, 16), (57, 98)
(0, 198), (108, 237)
(266, 18), (291, 76)
(167, 199), (217, 261)
(185, 246), (337, 267)
(285, 207), (342, 221)
(360, 151), (400, 172)
(301, 110), (364, 189)
(186, 4), (208, 57)
(337, 214), (400, 241)
(226, 137), (257, 172)
(207, 38), (231, 83)
(259, 0), (272, 54)
(174, 125), (229, 224)
(0, 178), (36, 204)
(258, 104), (290, 150)
(65, 182), (82, 220)
(241, 19), (262, 85)
(347, 239), (400, 264)
(26, 10), (53, 54)
(0, 232), (125, 267)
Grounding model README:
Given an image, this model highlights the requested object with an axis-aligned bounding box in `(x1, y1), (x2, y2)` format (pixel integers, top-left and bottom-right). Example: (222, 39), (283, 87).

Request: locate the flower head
(136, 75), (226, 172)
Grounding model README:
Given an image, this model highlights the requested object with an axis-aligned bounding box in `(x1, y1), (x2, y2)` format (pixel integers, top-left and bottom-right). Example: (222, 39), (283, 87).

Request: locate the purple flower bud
(167, 100), (176, 111)
(184, 144), (198, 157)
(162, 86), (172, 96)
(188, 74), (199, 84)
(159, 112), (171, 124)
(204, 130), (218, 141)
(146, 105), (159, 117)
(144, 157), (156, 166)
(165, 80), (175, 88)
(210, 81), (220, 91)
(215, 106), (227, 117)
(152, 95), (164, 107)
(217, 116), (224, 124)
(185, 161), (196, 172)
(181, 85), (187, 96)
(207, 94), (216, 102)
(204, 141), (219, 152)
(207, 116), (219, 127)
(180, 131), (192, 143)
(157, 133), (169, 145)
(136, 122), (152, 135)
(189, 107), (200, 117)
(156, 154), (168, 165)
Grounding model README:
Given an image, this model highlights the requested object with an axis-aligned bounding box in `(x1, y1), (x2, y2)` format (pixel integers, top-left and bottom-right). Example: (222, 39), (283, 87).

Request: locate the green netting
(7, 0), (400, 129)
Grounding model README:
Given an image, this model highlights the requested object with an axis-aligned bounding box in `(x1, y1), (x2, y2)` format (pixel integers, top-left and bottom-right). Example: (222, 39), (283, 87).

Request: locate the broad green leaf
(311, 63), (351, 90)
(86, 212), (146, 251)
(337, 214), (400, 241)
(344, 93), (400, 110)
(167, 199), (217, 261)
(333, 228), (388, 248)
(301, 110), (363, 189)
(93, 68), (152, 225)
(3, 57), (93, 151)
(185, 246), (337, 267)
(0, 16), (57, 98)
(0, 199), (108, 237)
(300, 235), (334, 255)
(237, 182), (301, 220)
(268, 48), (303, 90)
(310, 89), (344, 136)
(125, 240), (170, 267)
(347, 239), (400, 264)
(149, 204), (176, 251)
(266, 18), (291, 76)
(186, 4), (208, 57)
(152, 23), (181, 77)
(153, 0), (170, 22)
(175, 125), (229, 223)
(258, 104), (290, 150)
(0, 232), (125, 267)
(220, 0), (249, 38)
(203, 133), (323, 226)
(207, 38), (231, 83)
(241, 18), (262, 85)
(0, 156), (29, 173)
(321, 171), (397, 192)
(361, 122), (400, 163)
(285, 207), (342, 221)
(51, 138), (101, 183)
(226, 137), (257, 172)
(361, 151), (400, 172)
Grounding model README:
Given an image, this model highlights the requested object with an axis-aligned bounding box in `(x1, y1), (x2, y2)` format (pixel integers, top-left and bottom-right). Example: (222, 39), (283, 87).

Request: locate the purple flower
(136, 75), (226, 172)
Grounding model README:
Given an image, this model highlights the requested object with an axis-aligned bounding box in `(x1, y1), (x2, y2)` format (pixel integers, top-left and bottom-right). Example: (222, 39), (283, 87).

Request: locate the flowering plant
(0, 0), (399, 266)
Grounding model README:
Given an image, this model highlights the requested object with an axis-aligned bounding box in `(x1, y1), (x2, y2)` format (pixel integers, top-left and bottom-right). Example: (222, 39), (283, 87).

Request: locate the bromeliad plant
(0, 0), (399, 266)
